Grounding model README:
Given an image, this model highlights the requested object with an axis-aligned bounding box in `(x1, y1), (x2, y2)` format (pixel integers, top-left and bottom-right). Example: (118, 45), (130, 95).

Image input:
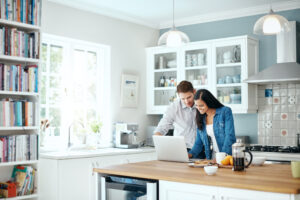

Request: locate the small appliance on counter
(236, 136), (250, 146)
(115, 123), (139, 149)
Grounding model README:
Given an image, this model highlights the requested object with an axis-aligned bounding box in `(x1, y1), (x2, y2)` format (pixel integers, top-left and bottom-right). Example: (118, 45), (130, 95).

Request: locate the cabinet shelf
(0, 126), (39, 131)
(216, 83), (241, 87)
(194, 85), (208, 89)
(154, 87), (176, 90)
(0, 160), (38, 167)
(0, 91), (39, 97)
(154, 68), (177, 73)
(185, 65), (208, 70)
(216, 63), (241, 68)
(0, 55), (39, 63)
(0, 19), (40, 31)
(0, 193), (38, 200)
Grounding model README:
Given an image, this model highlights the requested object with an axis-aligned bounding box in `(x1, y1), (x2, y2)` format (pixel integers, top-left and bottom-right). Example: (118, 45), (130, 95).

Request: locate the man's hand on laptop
(154, 132), (163, 136)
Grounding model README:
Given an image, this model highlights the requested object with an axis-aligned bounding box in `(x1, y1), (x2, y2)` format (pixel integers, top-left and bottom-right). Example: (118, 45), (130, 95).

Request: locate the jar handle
(244, 150), (253, 168)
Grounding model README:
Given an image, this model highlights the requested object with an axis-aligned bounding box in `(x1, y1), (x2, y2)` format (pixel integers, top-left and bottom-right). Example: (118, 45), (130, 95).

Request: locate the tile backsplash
(257, 83), (300, 146)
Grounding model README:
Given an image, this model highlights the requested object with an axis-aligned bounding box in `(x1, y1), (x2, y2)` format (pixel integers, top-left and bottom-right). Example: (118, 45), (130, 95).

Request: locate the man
(154, 80), (197, 150)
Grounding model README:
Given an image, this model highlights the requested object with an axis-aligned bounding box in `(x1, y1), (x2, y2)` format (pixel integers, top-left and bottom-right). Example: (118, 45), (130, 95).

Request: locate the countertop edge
(40, 148), (156, 160)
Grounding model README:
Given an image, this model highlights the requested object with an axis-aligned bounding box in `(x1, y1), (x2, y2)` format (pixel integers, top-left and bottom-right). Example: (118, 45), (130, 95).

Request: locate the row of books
(0, 27), (39, 58)
(0, 134), (38, 163)
(12, 165), (36, 196)
(0, 99), (37, 126)
(0, 0), (41, 25)
(0, 64), (38, 92)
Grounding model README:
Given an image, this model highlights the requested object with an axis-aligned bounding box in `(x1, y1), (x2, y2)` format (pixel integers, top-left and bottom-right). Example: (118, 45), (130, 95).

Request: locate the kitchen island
(94, 160), (300, 200)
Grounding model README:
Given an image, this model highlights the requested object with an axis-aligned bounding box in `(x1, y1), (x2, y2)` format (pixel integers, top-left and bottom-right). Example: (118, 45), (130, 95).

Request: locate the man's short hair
(177, 81), (194, 93)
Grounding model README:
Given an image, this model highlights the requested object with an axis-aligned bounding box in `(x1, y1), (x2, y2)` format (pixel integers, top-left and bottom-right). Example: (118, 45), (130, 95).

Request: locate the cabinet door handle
(211, 195), (215, 200)
(96, 161), (99, 167)
(220, 196), (224, 200)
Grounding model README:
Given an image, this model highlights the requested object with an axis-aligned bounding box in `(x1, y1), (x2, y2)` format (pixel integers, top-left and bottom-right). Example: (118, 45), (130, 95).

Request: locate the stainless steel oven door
(100, 176), (157, 200)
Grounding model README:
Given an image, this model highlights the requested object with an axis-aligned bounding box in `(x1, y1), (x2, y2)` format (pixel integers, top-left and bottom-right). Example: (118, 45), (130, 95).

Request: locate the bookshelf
(0, 0), (41, 199)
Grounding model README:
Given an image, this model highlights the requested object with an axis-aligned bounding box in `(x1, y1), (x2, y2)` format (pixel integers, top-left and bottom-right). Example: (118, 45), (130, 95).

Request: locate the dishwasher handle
(100, 176), (157, 200)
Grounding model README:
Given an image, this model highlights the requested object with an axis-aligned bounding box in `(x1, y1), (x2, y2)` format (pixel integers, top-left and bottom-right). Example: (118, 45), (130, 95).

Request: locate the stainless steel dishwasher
(99, 175), (158, 200)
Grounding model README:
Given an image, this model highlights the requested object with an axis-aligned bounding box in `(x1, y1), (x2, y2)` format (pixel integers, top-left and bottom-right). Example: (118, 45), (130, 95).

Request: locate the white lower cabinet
(40, 152), (156, 200)
(159, 180), (217, 200)
(159, 180), (299, 200)
(89, 152), (157, 200)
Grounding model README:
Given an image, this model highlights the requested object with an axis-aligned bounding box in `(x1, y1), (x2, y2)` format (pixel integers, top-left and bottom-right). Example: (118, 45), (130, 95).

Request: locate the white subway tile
(258, 90), (265, 98)
(273, 105), (281, 113)
(273, 89), (280, 97)
(273, 113), (281, 120)
(281, 121), (288, 128)
(280, 88), (287, 96)
(288, 88), (296, 96)
(288, 83), (296, 89)
(288, 121), (297, 129)
(273, 129), (281, 137)
(273, 137), (281, 145)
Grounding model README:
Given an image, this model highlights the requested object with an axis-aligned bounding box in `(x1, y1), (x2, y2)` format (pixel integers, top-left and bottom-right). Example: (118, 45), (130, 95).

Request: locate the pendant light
(253, 6), (290, 35)
(158, 0), (190, 47)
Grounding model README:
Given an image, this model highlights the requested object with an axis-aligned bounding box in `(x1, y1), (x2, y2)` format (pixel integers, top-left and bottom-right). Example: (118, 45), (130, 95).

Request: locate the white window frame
(41, 33), (111, 148)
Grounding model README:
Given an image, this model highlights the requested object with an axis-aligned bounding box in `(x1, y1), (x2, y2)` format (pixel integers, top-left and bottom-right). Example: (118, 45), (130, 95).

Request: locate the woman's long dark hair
(195, 89), (224, 130)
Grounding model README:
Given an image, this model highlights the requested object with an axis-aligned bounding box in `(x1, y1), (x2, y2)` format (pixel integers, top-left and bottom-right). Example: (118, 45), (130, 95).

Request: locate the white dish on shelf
(167, 60), (176, 68)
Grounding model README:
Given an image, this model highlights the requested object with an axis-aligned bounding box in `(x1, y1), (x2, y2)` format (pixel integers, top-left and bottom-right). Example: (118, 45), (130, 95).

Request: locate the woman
(189, 89), (236, 160)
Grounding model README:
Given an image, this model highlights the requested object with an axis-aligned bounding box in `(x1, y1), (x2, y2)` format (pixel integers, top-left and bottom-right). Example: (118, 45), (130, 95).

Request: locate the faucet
(68, 121), (84, 149)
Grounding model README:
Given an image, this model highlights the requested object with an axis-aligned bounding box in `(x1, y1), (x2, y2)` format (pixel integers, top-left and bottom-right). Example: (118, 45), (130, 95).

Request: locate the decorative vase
(86, 134), (98, 149)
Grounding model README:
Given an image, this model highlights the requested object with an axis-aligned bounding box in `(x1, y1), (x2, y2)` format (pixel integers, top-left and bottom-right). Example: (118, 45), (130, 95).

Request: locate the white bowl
(251, 157), (266, 166)
(204, 166), (218, 175)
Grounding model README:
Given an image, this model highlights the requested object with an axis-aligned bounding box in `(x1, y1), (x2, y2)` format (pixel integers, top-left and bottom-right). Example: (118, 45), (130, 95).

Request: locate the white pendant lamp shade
(158, 28), (190, 47)
(158, 0), (190, 47)
(253, 9), (290, 35)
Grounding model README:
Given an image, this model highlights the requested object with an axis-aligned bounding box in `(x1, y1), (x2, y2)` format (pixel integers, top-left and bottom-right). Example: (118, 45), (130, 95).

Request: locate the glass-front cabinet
(182, 43), (211, 90)
(147, 48), (179, 114)
(212, 37), (258, 113)
(146, 35), (258, 114)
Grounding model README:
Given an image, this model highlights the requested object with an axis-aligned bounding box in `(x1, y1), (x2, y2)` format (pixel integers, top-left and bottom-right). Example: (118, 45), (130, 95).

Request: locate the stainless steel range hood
(245, 21), (300, 84)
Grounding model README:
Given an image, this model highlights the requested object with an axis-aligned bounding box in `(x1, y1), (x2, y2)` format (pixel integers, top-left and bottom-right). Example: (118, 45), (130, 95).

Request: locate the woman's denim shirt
(189, 106), (236, 160)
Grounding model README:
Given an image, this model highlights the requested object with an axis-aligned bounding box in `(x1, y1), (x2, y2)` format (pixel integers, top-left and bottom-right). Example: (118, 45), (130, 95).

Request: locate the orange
(230, 157), (233, 166)
(221, 155), (233, 165)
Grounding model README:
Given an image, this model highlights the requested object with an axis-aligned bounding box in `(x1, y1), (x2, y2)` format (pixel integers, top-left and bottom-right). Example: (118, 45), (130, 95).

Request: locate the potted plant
(86, 119), (103, 149)
(90, 119), (103, 134)
(40, 119), (50, 147)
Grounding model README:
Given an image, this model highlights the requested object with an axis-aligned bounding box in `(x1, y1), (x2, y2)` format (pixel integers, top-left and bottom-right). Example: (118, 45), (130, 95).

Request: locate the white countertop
(252, 151), (300, 161)
(40, 147), (156, 160)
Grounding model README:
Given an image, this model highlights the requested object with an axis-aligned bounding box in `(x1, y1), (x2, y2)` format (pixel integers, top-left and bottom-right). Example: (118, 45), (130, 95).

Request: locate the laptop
(153, 135), (192, 162)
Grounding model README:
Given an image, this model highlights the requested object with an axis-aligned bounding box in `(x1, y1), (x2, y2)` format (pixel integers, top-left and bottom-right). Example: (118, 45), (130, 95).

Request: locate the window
(41, 34), (111, 147)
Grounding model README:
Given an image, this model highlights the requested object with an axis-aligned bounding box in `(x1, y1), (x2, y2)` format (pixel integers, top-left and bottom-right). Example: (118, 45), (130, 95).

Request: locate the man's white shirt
(154, 99), (197, 148)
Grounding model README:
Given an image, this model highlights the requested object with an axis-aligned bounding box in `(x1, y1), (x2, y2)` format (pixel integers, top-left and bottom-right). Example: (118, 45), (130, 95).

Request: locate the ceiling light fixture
(253, 6), (290, 35)
(158, 0), (190, 47)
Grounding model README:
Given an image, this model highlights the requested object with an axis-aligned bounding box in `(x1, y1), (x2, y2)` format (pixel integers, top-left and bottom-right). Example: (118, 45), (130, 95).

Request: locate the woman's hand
(188, 153), (193, 158)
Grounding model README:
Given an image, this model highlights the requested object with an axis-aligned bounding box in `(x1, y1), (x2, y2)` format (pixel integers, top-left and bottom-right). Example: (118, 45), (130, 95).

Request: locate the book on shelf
(0, 134), (38, 163)
(0, 63), (38, 92)
(0, 98), (37, 127)
(0, 27), (39, 58)
(0, 0), (41, 26)
(11, 165), (36, 196)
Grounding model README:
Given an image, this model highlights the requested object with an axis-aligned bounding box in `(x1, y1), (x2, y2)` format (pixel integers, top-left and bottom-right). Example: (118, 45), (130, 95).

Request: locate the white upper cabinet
(146, 35), (258, 114)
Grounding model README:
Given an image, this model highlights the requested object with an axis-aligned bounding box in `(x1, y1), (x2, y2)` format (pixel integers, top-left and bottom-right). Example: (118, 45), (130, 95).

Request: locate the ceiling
(48, 0), (300, 29)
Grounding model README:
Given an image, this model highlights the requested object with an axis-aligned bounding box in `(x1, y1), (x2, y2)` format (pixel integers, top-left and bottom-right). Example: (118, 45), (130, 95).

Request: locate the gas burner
(248, 145), (300, 153)
(278, 146), (300, 153)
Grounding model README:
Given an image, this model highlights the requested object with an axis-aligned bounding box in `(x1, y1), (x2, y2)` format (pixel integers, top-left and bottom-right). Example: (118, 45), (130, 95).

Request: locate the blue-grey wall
(160, 8), (300, 144)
